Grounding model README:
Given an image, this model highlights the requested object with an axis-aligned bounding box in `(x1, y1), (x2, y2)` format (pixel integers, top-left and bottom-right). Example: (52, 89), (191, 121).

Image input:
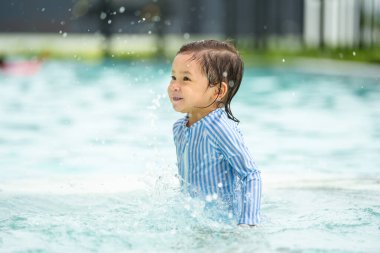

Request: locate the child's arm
(235, 168), (261, 225)
(212, 124), (262, 225)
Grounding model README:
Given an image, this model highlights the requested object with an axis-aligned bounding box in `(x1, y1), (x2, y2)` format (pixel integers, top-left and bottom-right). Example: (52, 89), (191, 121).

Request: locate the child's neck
(186, 107), (217, 127)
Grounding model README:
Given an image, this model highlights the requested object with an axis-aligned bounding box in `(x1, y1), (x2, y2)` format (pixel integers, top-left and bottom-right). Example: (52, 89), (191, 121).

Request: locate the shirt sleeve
(172, 118), (182, 144)
(172, 117), (186, 166)
(211, 123), (262, 225)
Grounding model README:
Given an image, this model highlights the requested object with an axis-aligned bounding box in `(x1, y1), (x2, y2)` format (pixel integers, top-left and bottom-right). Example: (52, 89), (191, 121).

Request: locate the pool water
(0, 60), (380, 252)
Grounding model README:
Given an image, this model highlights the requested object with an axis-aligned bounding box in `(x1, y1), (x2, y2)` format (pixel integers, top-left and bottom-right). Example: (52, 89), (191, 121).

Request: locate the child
(167, 40), (261, 226)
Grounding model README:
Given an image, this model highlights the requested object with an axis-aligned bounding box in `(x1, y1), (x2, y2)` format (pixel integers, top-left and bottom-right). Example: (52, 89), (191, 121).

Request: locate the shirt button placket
(183, 128), (191, 192)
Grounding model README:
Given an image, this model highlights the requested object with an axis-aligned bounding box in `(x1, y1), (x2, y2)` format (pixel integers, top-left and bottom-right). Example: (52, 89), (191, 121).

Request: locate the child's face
(168, 53), (217, 117)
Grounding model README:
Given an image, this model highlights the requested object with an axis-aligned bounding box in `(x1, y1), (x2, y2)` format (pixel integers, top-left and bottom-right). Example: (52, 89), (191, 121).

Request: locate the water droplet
(217, 182), (223, 188)
(352, 51), (356, 56)
(119, 6), (125, 13)
(148, 30), (152, 35)
(108, 20), (112, 24)
(282, 58), (285, 63)
(206, 195), (213, 202)
(59, 30), (62, 34)
(100, 12), (107, 20)
(222, 71), (228, 77)
(212, 193), (218, 200)
(41, 8), (45, 12)
(183, 33), (190, 40)
(152, 16), (160, 22)
(62, 32), (67, 38)
(228, 80), (234, 87)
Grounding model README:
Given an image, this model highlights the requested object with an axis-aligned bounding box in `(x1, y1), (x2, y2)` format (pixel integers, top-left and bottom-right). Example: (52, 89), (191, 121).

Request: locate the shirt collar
(183, 108), (224, 129)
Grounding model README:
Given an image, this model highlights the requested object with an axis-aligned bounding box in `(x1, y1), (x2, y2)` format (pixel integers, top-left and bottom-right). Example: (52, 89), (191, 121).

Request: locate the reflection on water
(0, 60), (380, 252)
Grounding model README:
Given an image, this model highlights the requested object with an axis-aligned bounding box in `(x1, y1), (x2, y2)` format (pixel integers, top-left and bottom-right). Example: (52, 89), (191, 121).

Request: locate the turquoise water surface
(0, 60), (380, 252)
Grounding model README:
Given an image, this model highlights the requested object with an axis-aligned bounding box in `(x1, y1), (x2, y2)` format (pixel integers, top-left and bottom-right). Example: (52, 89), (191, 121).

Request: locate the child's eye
(171, 76), (176, 81)
(183, 76), (191, 81)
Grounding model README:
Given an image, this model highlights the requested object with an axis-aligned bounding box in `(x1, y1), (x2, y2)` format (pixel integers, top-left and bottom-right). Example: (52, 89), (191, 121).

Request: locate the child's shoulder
(204, 109), (241, 138)
(172, 115), (187, 132)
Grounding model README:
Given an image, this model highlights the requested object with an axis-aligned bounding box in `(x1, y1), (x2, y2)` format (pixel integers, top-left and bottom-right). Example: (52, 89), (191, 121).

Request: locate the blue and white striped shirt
(173, 108), (261, 225)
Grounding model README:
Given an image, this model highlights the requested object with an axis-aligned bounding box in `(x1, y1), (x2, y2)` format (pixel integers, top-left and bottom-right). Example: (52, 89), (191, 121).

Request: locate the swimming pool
(1, 59), (379, 252)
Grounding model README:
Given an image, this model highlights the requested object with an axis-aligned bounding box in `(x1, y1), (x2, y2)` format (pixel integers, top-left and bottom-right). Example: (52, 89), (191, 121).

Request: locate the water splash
(100, 12), (107, 20)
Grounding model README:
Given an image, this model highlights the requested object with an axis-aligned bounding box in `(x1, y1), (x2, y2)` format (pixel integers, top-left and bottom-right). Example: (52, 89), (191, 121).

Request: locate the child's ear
(215, 82), (228, 101)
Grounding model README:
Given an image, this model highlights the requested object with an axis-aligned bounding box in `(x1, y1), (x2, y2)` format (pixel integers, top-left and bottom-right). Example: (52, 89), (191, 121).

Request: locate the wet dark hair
(0, 56), (5, 67)
(177, 39), (243, 123)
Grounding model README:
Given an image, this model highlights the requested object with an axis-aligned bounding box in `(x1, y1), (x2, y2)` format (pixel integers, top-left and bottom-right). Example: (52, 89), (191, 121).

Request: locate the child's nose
(170, 81), (180, 91)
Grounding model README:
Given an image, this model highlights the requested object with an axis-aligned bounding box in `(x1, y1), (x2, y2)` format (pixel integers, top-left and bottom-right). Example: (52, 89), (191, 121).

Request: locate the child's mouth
(173, 97), (183, 101)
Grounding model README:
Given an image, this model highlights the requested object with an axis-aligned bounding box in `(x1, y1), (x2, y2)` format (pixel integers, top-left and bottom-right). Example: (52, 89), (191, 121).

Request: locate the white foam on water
(264, 171), (380, 191)
(2, 171), (379, 195)
(0, 174), (148, 194)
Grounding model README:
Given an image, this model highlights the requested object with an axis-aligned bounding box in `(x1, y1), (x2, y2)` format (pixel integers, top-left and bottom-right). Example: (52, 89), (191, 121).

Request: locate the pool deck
(0, 33), (219, 58)
(286, 57), (380, 80)
(1, 33), (379, 79)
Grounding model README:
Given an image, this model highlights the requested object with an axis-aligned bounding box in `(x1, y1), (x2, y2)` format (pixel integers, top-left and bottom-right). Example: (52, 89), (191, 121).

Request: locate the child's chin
(172, 106), (186, 113)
